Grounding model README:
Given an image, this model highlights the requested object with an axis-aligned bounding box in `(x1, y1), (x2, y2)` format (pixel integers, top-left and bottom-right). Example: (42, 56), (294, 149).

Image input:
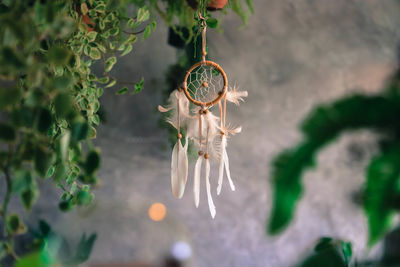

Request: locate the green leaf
(81, 3), (88, 15)
(53, 75), (73, 89)
(94, 3), (105, 13)
(105, 56), (117, 72)
(206, 18), (219, 28)
(34, 147), (53, 177)
(21, 186), (39, 211)
(71, 121), (89, 142)
(12, 170), (33, 193)
(85, 150), (100, 175)
(91, 114), (100, 125)
(54, 92), (73, 118)
(132, 77), (144, 94)
(1, 47), (25, 70)
(105, 79), (116, 88)
(36, 108), (52, 133)
(136, 7), (150, 23)
(143, 24), (152, 40)
(108, 27), (119, 36)
(364, 144), (400, 245)
(245, 0), (255, 13)
(116, 87), (128, 95)
(70, 182), (77, 194)
(6, 213), (27, 235)
(0, 87), (22, 110)
(86, 31), (97, 42)
(120, 44), (132, 57)
(76, 190), (94, 205)
(88, 125), (96, 139)
(78, 174), (97, 185)
(268, 141), (317, 234)
(15, 252), (43, 267)
(54, 164), (67, 182)
(89, 47), (101, 60)
(123, 34), (137, 45)
(99, 19), (105, 30)
(59, 200), (73, 212)
(39, 220), (51, 237)
(74, 233), (97, 264)
(58, 131), (70, 161)
(46, 165), (55, 179)
(0, 123), (16, 142)
(150, 21), (157, 31)
(48, 46), (71, 66)
(96, 76), (109, 84)
(299, 238), (351, 267)
(0, 242), (7, 260)
(127, 18), (136, 28)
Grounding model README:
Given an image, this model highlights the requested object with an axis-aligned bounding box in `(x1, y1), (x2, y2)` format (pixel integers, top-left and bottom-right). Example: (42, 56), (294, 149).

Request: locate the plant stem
(2, 168), (12, 219)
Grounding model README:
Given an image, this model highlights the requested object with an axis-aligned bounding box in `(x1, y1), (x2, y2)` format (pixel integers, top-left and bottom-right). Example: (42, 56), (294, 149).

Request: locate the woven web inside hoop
(186, 64), (224, 104)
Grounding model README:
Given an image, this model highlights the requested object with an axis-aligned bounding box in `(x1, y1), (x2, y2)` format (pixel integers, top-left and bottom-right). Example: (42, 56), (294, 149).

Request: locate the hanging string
(198, 110), (203, 154)
(205, 120), (210, 156)
(177, 96), (181, 138)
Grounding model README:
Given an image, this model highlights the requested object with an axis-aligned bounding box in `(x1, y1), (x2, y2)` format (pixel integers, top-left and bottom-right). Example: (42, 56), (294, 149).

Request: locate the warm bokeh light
(148, 202), (167, 221)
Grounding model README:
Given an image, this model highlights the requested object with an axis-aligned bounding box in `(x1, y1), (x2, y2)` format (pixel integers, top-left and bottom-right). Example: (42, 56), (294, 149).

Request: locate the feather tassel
(222, 137), (235, 192)
(158, 89), (190, 129)
(205, 158), (216, 218)
(226, 86), (248, 106)
(193, 155), (203, 207)
(171, 138), (188, 198)
(216, 135), (226, 195)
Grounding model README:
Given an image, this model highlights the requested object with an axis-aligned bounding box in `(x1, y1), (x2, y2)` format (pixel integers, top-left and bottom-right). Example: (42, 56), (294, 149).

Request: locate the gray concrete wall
(25, 1), (400, 266)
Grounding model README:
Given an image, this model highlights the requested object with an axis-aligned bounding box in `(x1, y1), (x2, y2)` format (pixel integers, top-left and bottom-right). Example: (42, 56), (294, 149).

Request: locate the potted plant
(186, 0), (229, 11)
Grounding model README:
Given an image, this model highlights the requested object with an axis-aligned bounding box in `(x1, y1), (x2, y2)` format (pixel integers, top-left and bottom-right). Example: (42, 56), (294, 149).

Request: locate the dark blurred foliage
(298, 237), (352, 267)
(268, 44), (400, 265)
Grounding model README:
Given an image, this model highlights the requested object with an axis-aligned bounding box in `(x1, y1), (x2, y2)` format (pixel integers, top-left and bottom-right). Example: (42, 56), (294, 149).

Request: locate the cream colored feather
(193, 155), (202, 207)
(226, 86), (248, 106)
(158, 89), (190, 129)
(216, 123), (242, 194)
(171, 138), (188, 198)
(216, 135), (226, 195)
(223, 139), (235, 192)
(205, 159), (216, 218)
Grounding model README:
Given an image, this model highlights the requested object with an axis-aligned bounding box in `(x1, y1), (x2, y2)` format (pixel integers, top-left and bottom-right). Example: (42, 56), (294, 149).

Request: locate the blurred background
(8, 0), (400, 266)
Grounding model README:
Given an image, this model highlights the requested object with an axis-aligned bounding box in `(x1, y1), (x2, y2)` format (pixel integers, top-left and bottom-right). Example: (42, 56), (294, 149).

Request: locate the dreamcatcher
(158, 10), (247, 218)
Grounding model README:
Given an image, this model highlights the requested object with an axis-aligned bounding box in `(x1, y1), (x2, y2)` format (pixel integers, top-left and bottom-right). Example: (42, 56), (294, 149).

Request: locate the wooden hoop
(183, 60), (228, 107)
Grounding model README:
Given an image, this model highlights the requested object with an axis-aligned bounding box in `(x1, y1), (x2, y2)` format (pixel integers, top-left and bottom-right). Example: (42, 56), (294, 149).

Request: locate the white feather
(171, 139), (187, 198)
(193, 155), (202, 208)
(159, 89), (190, 129)
(216, 135), (226, 195)
(223, 141), (235, 191)
(186, 110), (220, 155)
(205, 159), (216, 218)
(226, 86), (248, 106)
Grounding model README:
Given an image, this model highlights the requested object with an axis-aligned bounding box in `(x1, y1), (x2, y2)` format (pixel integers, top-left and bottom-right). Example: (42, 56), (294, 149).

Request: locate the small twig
(122, 28), (146, 35)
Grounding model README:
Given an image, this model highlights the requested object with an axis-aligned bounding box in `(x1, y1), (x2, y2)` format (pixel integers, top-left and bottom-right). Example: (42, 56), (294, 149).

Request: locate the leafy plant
(0, 0), (155, 263)
(0, 0), (253, 264)
(298, 237), (352, 267)
(152, 0), (254, 44)
(267, 71), (400, 247)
